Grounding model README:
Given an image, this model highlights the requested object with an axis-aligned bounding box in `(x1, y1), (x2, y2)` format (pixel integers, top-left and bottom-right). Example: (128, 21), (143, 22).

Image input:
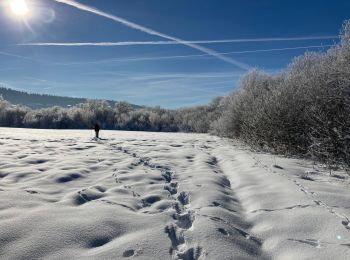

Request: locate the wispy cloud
(19, 36), (338, 47)
(219, 44), (334, 54)
(88, 71), (242, 81)
(52, 0), (250, 70)
(104, 77), (235, 99)
(49, 44), (334, 66)
(0, 51), (41, 63)
(24, 77), (52, 83)
(0, 71), (238, 108)
(128, 72), (241, 81)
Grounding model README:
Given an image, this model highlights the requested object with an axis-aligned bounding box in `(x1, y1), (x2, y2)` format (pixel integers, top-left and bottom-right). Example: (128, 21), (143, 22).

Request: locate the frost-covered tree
(212, 19), (350, 167)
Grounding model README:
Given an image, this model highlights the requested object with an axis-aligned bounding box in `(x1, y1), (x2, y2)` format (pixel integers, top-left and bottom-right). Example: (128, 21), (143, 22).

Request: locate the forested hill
(0, 87), (136, 109)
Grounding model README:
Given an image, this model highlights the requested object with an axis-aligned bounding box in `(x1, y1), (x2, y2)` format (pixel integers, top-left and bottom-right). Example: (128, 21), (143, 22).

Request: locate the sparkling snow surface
(0, 128), (349, 259)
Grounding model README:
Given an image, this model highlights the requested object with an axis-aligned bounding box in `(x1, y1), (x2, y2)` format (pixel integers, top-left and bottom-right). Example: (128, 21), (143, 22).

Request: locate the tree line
(0, 97), (220, 133)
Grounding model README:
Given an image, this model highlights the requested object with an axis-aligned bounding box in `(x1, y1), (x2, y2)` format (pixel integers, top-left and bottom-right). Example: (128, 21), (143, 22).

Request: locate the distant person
(94, 123), (101, 139)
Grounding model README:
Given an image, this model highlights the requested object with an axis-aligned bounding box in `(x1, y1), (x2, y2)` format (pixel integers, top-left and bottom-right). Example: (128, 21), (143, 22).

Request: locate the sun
(10, 0), (29, 16)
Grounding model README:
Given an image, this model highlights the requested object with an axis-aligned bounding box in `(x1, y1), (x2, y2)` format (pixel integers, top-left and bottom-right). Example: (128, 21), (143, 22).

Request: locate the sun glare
(10, 0), (29, 16)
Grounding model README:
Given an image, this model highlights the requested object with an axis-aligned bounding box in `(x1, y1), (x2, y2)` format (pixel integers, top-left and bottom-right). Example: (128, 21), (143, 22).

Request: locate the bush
(0, 98), (213, 133)
(212, 20), (350, 168)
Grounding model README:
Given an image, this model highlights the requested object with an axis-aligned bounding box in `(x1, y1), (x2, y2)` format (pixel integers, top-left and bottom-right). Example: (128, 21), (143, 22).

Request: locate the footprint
(28, 159), (48, 164)
(300, 188), (308, 194)
(209, 216), (223, 222)
(313, 200), (324, 206)
(0, 173), (8, 178)
(89, 237), (110, 248)
(207, 156), (218, 166)
(300, 175), (315, 181)
(232, 228), (262, 246)
(165, 225), (185, 253)
(170, 144), (183, 148)
(94, 186), (107, 192)
(177, 246), (204, 260)
(175, 211), (195, 229)
(26, 190), (39, 194)
(164, 183), (178, 195)
(178, 192), (190, 205)
(217, 228), (229, 236)
(132, 191), (141, 197)
(141, 195), (162, 207)
(342, 220), (350, 230)
(74, 188), (105, 205)
(56, 173), (83, 183)
(288, 238), (321, 248)
(162, 171), (172, 183)
(212, 201), (221, 207)
(122, 249), (135, 257)
(332, 174), (346, 180)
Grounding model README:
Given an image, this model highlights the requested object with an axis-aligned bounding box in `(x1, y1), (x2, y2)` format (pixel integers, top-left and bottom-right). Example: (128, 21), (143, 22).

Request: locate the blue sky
(0, 0), (348, 108)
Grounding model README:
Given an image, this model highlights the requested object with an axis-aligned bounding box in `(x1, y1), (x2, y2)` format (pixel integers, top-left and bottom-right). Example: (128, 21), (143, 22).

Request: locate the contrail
(52, 0), (250, 70)
(19, 36), (338, 47)
(123, 44), (335, 61)
(0, 51), (39, 62)
(0, 51), (56, 65)
(50, 44), (334, 66)
(219, 44), (334, 55)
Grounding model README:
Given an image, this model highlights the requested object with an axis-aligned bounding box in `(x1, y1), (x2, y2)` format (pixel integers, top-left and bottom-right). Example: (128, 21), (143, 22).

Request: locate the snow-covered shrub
(212, 19), (350, 168)
(176, 97), (222, 133)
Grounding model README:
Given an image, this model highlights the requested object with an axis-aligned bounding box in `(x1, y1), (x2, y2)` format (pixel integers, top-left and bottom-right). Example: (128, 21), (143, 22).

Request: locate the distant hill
(0, 87), (139, 109)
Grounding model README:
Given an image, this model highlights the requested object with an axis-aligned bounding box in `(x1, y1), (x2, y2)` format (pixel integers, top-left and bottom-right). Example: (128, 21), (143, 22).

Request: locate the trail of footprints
(250, 151), (350, 234)
(165, 191), (205, 260)
(74, 140), (267, 259)
(111, 143), (204, 259)
(194, 141), (264, 253)
(250, 152), (350, 249)
(293, 179), (350, 233)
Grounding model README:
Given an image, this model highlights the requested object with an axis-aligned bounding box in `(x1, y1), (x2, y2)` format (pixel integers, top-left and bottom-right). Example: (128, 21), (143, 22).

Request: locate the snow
(0, 128), (349, 259)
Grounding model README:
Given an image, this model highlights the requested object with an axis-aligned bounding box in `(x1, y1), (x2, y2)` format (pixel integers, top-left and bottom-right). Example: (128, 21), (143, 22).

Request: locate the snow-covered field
(0, 128), (349, 260)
